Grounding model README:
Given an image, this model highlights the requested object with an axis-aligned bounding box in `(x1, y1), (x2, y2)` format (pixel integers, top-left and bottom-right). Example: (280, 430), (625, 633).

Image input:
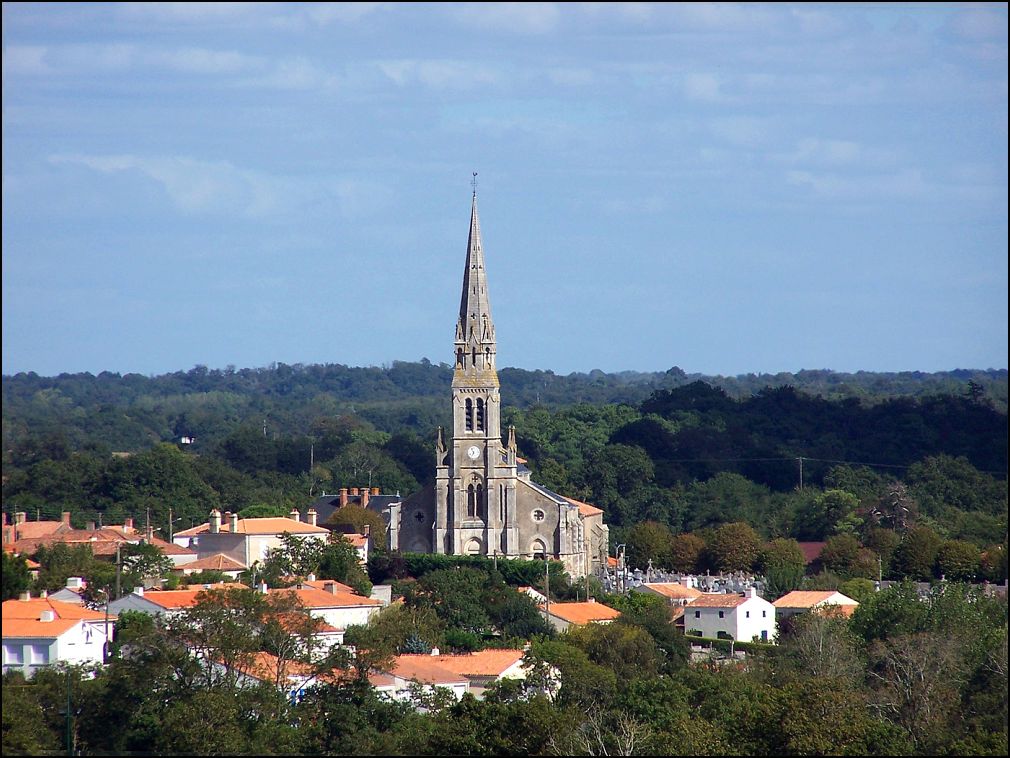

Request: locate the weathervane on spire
(471, 171), (478, 197)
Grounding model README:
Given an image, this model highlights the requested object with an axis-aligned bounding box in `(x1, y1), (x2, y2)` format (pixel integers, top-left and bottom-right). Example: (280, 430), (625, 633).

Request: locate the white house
(539, 600), (622, 633)
(2, 595), (114, 676)
(173, 512), (330, 568)
(106, 583), (248, 617)
(268, 582), (384, 633)
(772, 590), (859, 621)
(684, 589), (776, 642)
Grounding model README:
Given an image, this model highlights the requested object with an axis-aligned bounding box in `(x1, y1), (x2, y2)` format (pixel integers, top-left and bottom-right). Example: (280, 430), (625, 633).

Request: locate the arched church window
(456, 348), (464, 369)
(532, 539), (547, 561)
(465, 398), (473, 431)
(465, 539), (482, 556)
(472, 346), (478, 368)
(476, 399), (485, 431)
(467, 484), (476, 518)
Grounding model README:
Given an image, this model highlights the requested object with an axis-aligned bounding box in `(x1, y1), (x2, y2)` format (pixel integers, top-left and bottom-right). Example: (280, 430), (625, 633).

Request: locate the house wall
(308, 604), (380, 630)
(2, 621), (109, 676)
(687, 599), (776, 642)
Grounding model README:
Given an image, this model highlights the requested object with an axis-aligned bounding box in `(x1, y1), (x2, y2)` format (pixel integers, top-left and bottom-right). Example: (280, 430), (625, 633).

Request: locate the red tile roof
(179, 553), (246, 572)
(687, 593), (750, 608)
(269, 586), (382, 609)
(175, 517), (329, 537)
(542, 601), (621, 624)
(640, 582), (703, 600)
(2, 597), (109, 622)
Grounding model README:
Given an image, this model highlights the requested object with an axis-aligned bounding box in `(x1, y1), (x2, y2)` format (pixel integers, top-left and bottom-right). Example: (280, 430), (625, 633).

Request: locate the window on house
(745, 611), (750, 618)
(762, 610), (767, 617)
(694, 611), (700, 619)
(718, 611), (724, 618)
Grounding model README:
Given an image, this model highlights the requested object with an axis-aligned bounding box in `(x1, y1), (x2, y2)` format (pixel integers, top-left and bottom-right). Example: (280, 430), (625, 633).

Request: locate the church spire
(455, 185), (496, 376)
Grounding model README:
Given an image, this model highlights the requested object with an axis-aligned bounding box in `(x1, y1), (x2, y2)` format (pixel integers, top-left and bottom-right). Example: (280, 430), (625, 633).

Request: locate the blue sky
(3, 2), (1007, 378)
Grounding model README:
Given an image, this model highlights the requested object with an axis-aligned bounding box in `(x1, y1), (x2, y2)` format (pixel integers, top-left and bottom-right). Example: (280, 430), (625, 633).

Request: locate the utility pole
(114, 543), (121, 601)
(168, 507), (173, 543)
(797, 457), (804, 491)
(544, 556), (550, 617)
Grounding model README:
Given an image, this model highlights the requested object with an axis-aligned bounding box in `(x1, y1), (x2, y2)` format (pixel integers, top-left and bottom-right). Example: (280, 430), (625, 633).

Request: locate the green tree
(760, 538), (807, 598)
(892, 525), (942, 580)
(936, 539), (982, 582)
(668, 532), (705, 573)
(624, 521), (673, 570)
(2, 552), (31, 601)
(707, 522), (761, 573)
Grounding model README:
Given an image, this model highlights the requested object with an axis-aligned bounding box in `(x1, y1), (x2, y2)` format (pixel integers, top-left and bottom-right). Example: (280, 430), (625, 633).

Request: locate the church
(374, 191), (609, 578)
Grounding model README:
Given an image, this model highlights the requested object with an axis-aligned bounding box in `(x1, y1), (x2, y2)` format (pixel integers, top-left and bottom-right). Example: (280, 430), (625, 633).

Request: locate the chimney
(371, 487), (380, 496)
(323, 581), (337, 595)
(430, 647), (440, 656)
(745, 587), (757, 598)
(229, 512), (239, 532)
(40, 609), (56, 622)
(361, 489), (370, 508)
(62, 511), (71, 526)
(19, 591), (31, 601)
(363, 524), (371, 537)
(16, 511), (27, 525)
(146, 525), (154, 542)
(259, 582), (269, 594)
(66, 577), (85, 590)
(39, 589), (48, 599)
(289, 509), (301, 523)
(209, 509), (221, 534)
(223, 511), (232, 531)
(307, 509), (317, 527)
(307, 573), (316, 583)
(132, 585), (144, 597)
(350, 487), (359, 497)
(124, 517), (134, 533)
(86, 521), (96, 531)
(339, 488), (348, 507)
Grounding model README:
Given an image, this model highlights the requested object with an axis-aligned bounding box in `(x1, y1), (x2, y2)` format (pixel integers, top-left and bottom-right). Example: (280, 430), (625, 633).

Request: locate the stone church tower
(378, 190), (608, 578)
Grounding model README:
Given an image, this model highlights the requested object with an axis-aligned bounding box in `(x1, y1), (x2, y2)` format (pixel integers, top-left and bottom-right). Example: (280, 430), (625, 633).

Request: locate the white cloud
(447, 3), (561, 34)
(785, 168), (928, 200)
(377, 59), (501, 89)
(683, 72), (724, 102)
(47, 153), (391, 220)
(709, 116), (773, 147)
(2, 45), (51, 76)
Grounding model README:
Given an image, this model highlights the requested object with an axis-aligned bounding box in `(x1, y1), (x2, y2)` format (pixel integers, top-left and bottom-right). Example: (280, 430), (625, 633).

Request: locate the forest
(2, 363), (1007, 584)
(2, 362), (1008, 755)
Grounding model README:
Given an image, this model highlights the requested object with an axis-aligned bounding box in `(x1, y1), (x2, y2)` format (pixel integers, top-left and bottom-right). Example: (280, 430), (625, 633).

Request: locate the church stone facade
(374, 193), (609, 578)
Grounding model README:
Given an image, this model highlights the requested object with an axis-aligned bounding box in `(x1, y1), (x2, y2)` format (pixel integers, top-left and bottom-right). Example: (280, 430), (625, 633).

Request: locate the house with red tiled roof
(634, 581), (704, 607)
(772, 590), (859, 620)
(172, 553), (246, 579)
(268, 581), (383, 634)
(106, 583), (249, 616)
(685, 589), (776, 642)
(372, 653), (470, 703)
(539, 600), (621, 633)
(173, 511), (330, 569)
(2, 594), (114, 676)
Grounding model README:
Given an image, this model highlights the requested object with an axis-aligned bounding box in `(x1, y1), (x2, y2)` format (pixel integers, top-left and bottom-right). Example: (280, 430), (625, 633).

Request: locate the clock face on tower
(466, 445), (481, 461)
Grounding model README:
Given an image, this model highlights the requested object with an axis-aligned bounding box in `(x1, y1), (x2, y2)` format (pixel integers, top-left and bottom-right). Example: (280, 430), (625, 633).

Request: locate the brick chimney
(361, 488), (370, 508)
(323, 581), (338, 595)
(62, 511), (72, 526)
(371, 487), (380, 496)
(339, 488), (348, 507)
(124, 517), (134, 533)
